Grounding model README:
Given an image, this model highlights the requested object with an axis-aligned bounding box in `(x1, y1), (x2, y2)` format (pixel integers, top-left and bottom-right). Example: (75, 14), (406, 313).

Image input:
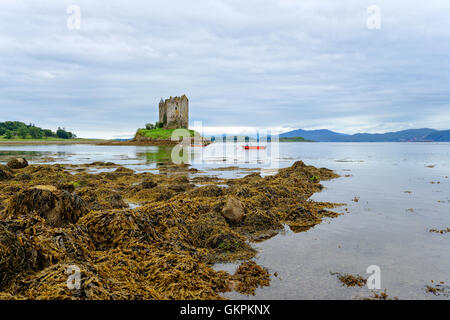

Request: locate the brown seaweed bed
(0, 159), (339, 300)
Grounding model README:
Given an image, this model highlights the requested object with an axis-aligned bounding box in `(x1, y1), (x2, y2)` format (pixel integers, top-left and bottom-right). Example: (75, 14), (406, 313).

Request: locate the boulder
(7, 158), (28, 169)
(221, 197), (244, 224)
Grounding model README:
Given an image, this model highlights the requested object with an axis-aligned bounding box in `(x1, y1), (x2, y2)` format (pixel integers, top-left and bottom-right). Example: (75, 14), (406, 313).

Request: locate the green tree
(18, 127), (28, 139)
(57, 127), (69, 139)
(29, 126), (42, 139)
(43, 129), (54, 137)
(4, 131), (13, 139)
(56, 128), (75, 139)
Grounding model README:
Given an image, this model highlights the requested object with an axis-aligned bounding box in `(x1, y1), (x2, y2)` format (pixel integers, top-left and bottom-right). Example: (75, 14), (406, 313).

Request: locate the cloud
(0, 0), (449, 138)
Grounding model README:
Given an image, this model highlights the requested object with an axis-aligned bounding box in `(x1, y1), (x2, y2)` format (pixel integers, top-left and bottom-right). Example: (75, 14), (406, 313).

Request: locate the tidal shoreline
(0, 158), (340, 299)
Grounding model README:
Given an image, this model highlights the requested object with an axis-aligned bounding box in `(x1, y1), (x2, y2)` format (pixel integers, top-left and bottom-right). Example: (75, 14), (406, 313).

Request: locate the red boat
(243, 145), (266, 150)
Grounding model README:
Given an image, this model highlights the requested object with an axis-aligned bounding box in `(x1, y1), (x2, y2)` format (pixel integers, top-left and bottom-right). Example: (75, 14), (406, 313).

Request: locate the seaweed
(0, 160), (340, 299)
(330, 272), (367, 287)
(0, 225), (29, 289)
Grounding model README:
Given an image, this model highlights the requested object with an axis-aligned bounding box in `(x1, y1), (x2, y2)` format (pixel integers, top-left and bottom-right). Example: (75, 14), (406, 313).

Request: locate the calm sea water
(1, 142), (449, 299)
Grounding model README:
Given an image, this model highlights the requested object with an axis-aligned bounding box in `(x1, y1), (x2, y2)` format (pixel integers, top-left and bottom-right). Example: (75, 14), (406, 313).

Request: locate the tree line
(0, 121), (76, 139)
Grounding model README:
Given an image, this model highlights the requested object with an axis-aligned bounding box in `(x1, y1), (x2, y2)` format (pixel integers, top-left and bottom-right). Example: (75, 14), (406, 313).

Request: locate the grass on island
(136, 128), (197, 140)
(279, 136), (313, 142)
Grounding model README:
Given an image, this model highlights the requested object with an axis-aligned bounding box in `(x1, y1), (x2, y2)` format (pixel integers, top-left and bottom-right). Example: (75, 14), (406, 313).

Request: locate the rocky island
(101, 95), (210, 146)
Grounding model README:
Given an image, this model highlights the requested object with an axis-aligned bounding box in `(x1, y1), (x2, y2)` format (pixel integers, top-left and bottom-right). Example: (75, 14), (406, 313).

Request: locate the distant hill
(280, 128), (450, 142)
(423, 130), (450, 142)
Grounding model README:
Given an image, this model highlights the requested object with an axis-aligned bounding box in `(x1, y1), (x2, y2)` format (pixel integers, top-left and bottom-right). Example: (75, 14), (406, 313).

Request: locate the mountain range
(279, 128), (450, 142)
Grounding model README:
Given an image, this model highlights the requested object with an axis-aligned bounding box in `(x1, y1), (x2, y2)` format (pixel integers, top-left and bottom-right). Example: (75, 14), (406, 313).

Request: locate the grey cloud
(0, 0), (449, 138)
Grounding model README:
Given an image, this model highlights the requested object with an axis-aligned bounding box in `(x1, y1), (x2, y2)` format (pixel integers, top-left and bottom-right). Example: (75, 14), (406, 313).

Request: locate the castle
(159, 95), (189, 129)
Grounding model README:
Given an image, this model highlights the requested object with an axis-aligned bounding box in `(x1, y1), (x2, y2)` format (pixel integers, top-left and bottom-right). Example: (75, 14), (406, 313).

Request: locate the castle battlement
(159, 95), (189, 129)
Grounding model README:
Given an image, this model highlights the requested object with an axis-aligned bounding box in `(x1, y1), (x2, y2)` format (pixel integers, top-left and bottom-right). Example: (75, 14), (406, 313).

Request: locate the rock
(7, 158), (28, 169)
(108, 193), (128, 209)
(222, 197), (244, 224)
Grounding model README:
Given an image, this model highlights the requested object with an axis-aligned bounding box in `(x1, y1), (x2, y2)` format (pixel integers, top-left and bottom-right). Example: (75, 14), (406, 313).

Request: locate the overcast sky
(1, 0), (449, 138)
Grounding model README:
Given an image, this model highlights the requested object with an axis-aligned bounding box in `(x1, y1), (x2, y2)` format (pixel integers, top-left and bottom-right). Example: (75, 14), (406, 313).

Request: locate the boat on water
(243, 145), (266, 150)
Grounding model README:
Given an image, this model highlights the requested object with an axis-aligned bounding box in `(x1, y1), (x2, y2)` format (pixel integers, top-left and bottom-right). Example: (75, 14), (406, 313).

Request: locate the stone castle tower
(159, 95), (189, 129)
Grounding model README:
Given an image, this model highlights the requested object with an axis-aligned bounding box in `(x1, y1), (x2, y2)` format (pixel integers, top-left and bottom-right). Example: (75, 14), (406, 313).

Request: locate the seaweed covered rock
(0, 225), (29, 289)
(108, 193), (128, 209)
(7, 158), (28, 169)
(208, 232), (246, 253)
(6, 186), (88, 227)
(0, 167), (12, 181)
(168, 183), (191, 193)
(14, 174), (32, 182)
(17, 262), (113, 300)
(222, 197), (244, 224)
(170, 175), (189, 184)
(57, 183), (76, 193)
(239, 209), (283, 240)
(77, 210), (159, 249)
(0, 215), (95, 270)
(282, 206), (322, 230)
(189, 185), (225, 198)
(114, 167), (134, 175)
(76, 187), (127, 210)
(141, 178), (157, 189)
